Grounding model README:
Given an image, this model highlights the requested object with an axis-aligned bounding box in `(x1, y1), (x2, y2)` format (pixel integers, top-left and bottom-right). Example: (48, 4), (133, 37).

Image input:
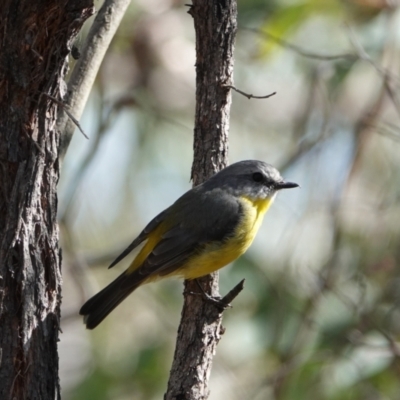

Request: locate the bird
(80, 160), (298, 329)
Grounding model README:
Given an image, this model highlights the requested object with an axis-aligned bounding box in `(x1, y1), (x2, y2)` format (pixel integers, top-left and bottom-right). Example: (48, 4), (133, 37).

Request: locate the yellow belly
(178, 195), (275, 279)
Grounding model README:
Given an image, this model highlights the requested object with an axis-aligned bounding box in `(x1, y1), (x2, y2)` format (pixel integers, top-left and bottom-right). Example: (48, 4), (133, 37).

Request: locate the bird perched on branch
(80, 160), (298, 329)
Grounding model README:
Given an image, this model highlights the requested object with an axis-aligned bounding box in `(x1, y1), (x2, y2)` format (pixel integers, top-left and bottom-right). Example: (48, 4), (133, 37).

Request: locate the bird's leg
(190, 279), (232, 310)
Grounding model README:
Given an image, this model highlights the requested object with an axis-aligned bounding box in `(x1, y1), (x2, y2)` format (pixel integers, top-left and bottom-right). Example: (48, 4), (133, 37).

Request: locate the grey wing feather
(141, 229), (198, 275)
(119, 229), (197, 290)
(108, 209), (169, 269)
(124, 187), (242, 280)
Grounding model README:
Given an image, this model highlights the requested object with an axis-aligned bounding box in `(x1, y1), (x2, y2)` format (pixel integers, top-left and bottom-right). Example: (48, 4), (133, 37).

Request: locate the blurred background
(59, 0), (400, 399)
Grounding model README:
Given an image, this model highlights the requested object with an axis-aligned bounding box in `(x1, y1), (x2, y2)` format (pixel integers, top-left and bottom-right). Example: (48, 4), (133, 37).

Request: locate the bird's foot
(188, 279), (232, 310)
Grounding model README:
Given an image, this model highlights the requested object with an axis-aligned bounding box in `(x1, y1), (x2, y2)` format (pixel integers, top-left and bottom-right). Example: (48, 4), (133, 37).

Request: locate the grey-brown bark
(0, 1), (93, 398)
(165, 1), (237, 399)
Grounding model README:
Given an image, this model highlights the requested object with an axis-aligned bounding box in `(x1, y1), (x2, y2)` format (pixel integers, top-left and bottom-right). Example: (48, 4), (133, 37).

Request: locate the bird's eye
(252, 172), (263, 182)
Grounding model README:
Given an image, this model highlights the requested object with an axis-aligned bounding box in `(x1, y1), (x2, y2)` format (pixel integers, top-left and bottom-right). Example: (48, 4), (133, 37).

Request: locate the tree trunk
(0, 1), (93, 398)
(165, 1), (237, 399)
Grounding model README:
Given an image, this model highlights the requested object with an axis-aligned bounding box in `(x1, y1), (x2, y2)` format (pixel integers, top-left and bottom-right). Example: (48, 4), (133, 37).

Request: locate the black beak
(275, 181), (299, 190)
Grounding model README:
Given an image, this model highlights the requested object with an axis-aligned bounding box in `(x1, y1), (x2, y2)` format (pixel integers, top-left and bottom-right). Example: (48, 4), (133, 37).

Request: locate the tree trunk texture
(165, 1), (237, 399)
(0, 1), (93, 399)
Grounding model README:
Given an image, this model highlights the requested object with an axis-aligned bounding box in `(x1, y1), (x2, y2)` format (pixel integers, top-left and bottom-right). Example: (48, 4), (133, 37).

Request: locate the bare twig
(225, 85), (276, 100)
(384, 80), (400, 118)
(334, 288), (400, 358)
(221, 279), (245, 304)
(58, 0), (132, 158)
(344, 22), (400, 129)
(278, 67), (334, 173)
(43, 93), (89, 139)
(345, 23), (400, 86)
(367, 121), (400, 143)
(244, 27), (357, 61)
(346, 25), (383, 74)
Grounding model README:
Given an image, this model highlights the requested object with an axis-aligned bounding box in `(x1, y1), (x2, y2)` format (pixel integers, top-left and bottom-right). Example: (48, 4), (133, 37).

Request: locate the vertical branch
(165, 1), (237, 399)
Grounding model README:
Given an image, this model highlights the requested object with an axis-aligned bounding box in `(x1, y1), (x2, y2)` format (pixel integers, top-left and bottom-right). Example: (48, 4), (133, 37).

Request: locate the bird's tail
(79, 271), (145, 329)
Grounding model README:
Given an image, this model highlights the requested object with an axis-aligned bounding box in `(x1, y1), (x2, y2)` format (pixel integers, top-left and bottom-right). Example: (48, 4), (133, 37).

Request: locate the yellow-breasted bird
(80, 160), (298, 329)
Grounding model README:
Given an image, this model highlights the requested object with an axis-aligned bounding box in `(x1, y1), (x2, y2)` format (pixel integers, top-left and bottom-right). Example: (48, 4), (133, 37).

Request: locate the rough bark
(0, 1), (93, 399)
(165, 1), (237, 399)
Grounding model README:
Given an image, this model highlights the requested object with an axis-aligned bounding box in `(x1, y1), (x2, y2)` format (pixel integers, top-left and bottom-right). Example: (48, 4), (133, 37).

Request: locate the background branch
(58, 0), (132, 158)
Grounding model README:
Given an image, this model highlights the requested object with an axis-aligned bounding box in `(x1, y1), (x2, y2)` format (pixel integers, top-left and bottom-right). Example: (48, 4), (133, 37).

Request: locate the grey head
(203, 160), (299, 200)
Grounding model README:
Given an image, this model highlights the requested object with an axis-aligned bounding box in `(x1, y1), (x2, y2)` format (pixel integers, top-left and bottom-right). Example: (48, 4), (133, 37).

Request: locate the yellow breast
(180, 195), (276, 279)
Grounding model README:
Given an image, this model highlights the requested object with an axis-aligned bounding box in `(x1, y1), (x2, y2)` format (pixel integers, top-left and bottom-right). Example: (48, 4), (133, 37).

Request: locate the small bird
(80, 160), (298, 329)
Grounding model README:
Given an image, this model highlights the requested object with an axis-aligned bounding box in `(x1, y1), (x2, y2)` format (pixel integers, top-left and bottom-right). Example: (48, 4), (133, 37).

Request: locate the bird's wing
(122, 188), (242, 283)
(108, 209), (169, 269)
(138, 226), (200, 277)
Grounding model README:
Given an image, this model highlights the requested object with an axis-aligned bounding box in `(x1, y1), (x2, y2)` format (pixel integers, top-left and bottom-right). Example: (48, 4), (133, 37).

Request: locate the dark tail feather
(80, 271), (144, 329)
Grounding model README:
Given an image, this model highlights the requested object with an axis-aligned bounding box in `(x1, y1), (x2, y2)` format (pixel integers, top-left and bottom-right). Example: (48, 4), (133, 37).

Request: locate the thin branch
(367, 121), (400, 143)
(345, 23), (400, 86)
(225, 85), (276, 100)
(58, 0), (132, 158)
(384, 79), (400, 119)
(221, 279), (245, 304)
(43, 93), (89, 139)
(334, 288), (400, 358)
(244, 27), (357, 61)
